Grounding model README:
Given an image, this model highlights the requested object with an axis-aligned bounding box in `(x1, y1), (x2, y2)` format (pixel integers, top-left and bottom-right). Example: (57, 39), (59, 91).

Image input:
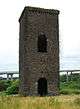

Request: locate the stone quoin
(19, 6), (60, 96)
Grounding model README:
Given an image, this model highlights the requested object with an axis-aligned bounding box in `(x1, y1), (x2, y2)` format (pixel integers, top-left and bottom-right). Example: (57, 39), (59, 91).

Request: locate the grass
(0, 75), (80, 109)
(0, 95), (80, 109)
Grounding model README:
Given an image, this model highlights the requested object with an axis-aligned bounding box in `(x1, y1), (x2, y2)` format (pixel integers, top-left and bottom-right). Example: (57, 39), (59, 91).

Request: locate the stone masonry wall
(19, 7), (60, 96)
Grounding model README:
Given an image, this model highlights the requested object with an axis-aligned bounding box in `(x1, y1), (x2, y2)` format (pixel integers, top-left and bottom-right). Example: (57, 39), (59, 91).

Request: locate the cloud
(0, 0), (80, 70)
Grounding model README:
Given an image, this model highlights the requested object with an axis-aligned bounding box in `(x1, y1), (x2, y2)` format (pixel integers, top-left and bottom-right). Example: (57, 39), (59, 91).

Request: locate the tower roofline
(19, 6), (60, 22)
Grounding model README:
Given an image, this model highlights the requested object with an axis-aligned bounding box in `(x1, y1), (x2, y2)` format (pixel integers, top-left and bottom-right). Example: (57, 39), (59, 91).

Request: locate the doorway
(38, 78), (47, 96)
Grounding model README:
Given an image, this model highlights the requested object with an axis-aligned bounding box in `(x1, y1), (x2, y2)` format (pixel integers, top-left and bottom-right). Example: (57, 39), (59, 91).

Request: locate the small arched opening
(38, 78), (48, 96)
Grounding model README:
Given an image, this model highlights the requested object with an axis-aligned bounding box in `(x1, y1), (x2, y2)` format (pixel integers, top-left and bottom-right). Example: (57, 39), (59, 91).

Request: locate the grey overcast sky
(0, 0), (80, 71)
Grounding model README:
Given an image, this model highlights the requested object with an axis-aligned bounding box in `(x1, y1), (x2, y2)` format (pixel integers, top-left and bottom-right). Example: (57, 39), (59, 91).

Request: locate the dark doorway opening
(38, 78), (47, 96)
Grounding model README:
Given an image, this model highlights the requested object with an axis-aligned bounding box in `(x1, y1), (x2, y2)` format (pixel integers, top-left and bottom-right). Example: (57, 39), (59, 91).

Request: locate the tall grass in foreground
(0, 95), (80, 109)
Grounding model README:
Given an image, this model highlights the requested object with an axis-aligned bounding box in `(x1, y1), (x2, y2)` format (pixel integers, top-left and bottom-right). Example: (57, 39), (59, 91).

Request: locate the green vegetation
(0, 80), (11, 91)
(0, 73), (80, 95)
(0, 80), (19, 95)
(6, 80), (19, 95)
(60, 73), (80, 94)
(0, 74), (80, 109)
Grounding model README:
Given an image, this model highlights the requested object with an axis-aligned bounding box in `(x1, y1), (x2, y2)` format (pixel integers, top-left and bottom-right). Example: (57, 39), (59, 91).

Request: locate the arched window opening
(38, 34), (47, 52)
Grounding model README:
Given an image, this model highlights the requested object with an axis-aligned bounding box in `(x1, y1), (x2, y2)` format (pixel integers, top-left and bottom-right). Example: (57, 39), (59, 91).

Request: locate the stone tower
(19, 6), (60, 96)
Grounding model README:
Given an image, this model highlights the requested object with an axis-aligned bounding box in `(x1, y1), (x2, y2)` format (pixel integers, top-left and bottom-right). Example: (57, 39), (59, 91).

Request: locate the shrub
(0, 80), (11, 91)
(60, 75), (66, 82)
(6, 80), (19, 95)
